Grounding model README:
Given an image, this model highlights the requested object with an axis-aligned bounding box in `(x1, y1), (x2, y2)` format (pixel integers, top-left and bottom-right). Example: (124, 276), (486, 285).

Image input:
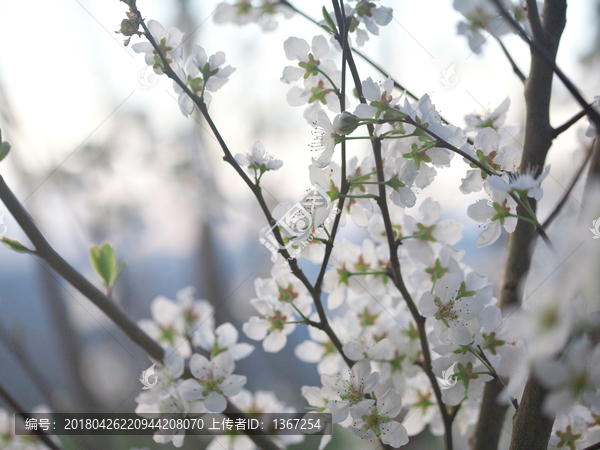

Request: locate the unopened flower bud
(333, 112), (360, 135)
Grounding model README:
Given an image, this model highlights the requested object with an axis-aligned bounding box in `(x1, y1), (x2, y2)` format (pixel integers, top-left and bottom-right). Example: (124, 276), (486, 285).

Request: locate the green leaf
(90, 243), (125, 290)
(322, 6), (338, 34)
(0, 142), (10, 162)
(2, 237), (34, 254)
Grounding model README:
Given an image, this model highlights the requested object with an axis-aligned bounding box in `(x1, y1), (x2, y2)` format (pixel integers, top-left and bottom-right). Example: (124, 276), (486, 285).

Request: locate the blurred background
(0, 0), (599, 448)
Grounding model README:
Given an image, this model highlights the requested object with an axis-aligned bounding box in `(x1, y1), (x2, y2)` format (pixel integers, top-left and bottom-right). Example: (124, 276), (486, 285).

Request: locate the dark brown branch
(0, 382), (63, 450)
(584, 136), (600, 198)
(0, 174), (165, 362)
(494, 36), (526, 82)
(490, 0), (600, 129)
(133, 3), (353, 370)
(473, 2), (570, 450)
(340, 32), (455, 450)
(553, 107), (590, 137)
(583, 442), (600, 450)
(469, 380), (508, 450)
(525, 0), (545, 43)
(509, 376), (554, 450)
(542, 143), (594, 230)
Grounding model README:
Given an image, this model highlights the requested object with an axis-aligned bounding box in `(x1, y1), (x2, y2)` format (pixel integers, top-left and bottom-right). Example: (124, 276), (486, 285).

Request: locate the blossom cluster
(122, 0), (600, 449)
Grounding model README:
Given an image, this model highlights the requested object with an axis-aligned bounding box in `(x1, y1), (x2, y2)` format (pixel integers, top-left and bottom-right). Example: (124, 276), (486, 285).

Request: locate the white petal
(474, 127), (499, 154)
(418, 292), (437, 317)
(220, 374), (247, 397)
(263, 331), (287, 352)
(147, 20), (166, 40)
(209, 51), (226, 68)
(215, 322), (238, 348)
(178, 379), (204, 401)
(284, 36), (310, 61)
(433, 220), (463, 245)
(362, 77), (381, 102)
(327, 288), (345, 309)
(295, 340), (325, 363)
(189, 354), (211, 379)
(476, 220), (502, 247)
(467, 200), (494, 223)
(486, 175), (510, 193)
(281, 66), (305, 84)
(459, 169), (484, 194)
(353, 103), (378, 119)
(434, 273), (461, 304)
(213, 351), (235, 374)
(242, 317), (270, 341)
(311, 35), (329, 60)
(449, 320), (473, 345)
(204, 391), (227, 412)
(228, 343), (255, 360)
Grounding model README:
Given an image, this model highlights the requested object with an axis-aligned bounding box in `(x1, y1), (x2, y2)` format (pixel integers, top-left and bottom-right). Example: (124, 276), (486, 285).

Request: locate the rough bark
(470, 1), (567, 449)
(584, 137), (600, 197)
(509, 376), (554, 450)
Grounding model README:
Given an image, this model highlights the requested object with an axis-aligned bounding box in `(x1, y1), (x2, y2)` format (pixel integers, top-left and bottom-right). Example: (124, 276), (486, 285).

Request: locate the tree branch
(494, 36), (526, 82)
(340, 33), (455, 450)
(584, 136), (600, 198)
(472, 2), (570, 449)
(132, 2), (354, 369)
(525, 0), (545, 43)
(553, 107), (590, 137)
(0, 174), (282, 450)
(0, 175), (165, 362)
(542, 142), (594, 230)
(0, 382), (63, 450)
(489, 0), (600, 129)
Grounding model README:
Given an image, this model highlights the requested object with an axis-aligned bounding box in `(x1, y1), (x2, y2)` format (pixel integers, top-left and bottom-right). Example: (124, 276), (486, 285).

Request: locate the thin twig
(525, 0), (545, 43)
(542, 141), (594, 229)
(132, 2), (353, 368)
(489, 0), (600, 129)
(339, 26), (455, 450)
(0, 174), (165, 362)
(477, 345), (519, 410)
(0, 382), (63, 450)
(494, 36), (526, 82)
(553, 107), (590, 137)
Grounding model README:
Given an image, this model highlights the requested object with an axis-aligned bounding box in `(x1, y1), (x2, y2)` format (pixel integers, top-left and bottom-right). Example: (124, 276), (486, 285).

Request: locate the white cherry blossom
(179, 352), (247, 413)
(175, 45), (235, 116)
(321, 360), (380, 423)
(418, 273), (483, 345)
(459, 127), (522, 194)
(487, 165), (550, 201)
(196, 322), (254, 361)
(467, 185), (517, 247)
(234, 141), (283, 178)
(132, 20), (184, 73)
(349, 388), (408, 447)
(242, 299), (297, 352)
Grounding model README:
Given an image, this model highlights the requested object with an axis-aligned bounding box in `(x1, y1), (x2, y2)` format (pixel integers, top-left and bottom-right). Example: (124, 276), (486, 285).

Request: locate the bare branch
(489, 0), (600, 129)
(341, 34), (456, 450)
(472, 2), (574, 450)
(553, 107), (590, 137)
(525, 0), (545, 43)
(494, 36), (526, 82)
(0, 382), (63, 450)
(0, 175), (165, 362)
(132, 2), (353, 369)
(542, 143), (594, 230)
